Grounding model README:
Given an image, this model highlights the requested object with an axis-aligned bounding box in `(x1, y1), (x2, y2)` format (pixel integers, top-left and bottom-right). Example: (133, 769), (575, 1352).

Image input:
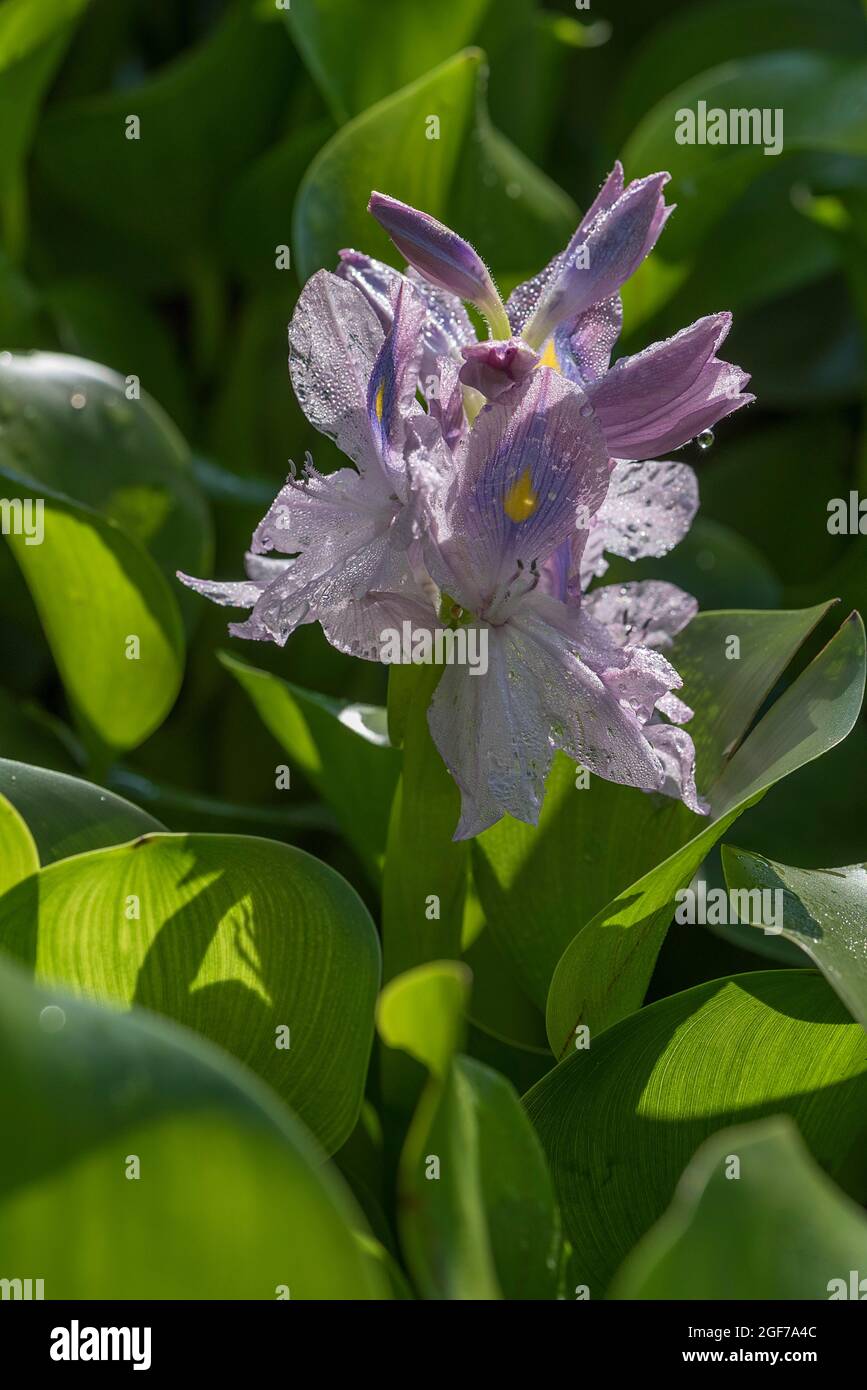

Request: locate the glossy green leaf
(479, 0), (594, 163)
(0, 954), (388, 1299)
(526, 970), (867, 1293)
(0, 758), (163, 863)
(0, 792), (38, 893)
(612, 1117), (867, 1300)
(0, 249), (41, 345)
(0, 832), (380, 1153)
(285, 0), (492, 122)
(723, 845), (867, 1031)
(220, 649), (399, 881)
(294, 50), (476, 282)
(293, 48), (577, 285)
(0, 352), (212, 594)
(474, 602), (833, 1014)
(1, 468), (185, 756)
(546, 611), (865, 1053)
(379, 960), (560, 1299)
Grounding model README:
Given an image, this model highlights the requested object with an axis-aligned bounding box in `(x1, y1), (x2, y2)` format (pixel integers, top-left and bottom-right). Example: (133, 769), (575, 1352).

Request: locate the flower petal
(367, 278), (427, 484)
(287, 270), (384, 470)
(368, 192), (505, 323)
(645, 722), (708, 814)
(458, 338), (538, 400)
(231, 466), (402, 645)
(423, 368), (610, 618)
(176, 572), (268, 609)
(582, 579), (698, 649)
(428, 594), (667, 839)
(505, 162), (626, 335)
(580, 457), (699, 586)
(176, 552), (294, 609)
(336, 250), (475, 362)
(320, 582), (440, 663)
(555, 293), (623, 386)
(425, 356), (466, 452)
(583, 313), (753, 459)
(522, 172), (672, 349)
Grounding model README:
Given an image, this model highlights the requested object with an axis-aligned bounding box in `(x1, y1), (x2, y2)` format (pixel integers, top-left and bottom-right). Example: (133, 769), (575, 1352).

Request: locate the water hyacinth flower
(179, 163), (750, 838)
(364, 162), (753, 456)
(414, 368), (706, 836)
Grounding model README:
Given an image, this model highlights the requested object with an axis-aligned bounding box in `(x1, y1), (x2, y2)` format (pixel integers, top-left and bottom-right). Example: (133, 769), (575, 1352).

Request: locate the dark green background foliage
(0, 0), (866, 1300)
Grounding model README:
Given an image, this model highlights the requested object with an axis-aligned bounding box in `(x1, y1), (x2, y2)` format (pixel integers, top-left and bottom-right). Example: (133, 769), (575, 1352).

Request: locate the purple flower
(354, 165), (752, 459)
(368, 192), (511, 337)
(517, 167), (671, 350)
(178, 164), (734, 839)
(415, 369), (702, 837)
(179, 269), (435, 654)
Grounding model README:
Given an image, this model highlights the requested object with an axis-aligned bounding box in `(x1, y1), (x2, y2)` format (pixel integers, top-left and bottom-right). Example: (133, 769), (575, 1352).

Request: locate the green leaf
(32, 0), (295, 286)
(0, 0), (91, 259)
(379, 960), (560, 1299)
(377, 960), (471, 1080)
(0, 468), (185, 758)
(474, 602), (833, 1015)
(526, 970), (867, 1293)
(611, 1116), (867, 1300)
(609, 0), (867, 152)
(0, 351), (212, 597)
(294, 50), (475, 283)
(626, 52), (867, 264)
(285, 0), (493, 122)
(0, 832), (381, 1154)
(0, 954), (388, 1298)
(293, 48), (577, 286)
(382, 665), (468, 982)
(722, 845), (867, 1031)
(463, 912), (550, 1055)
(219, 649), (399, 882)
(0, 792), (38, 893)
(0, 758), (163, 864)
(545, 611), (865, 1053)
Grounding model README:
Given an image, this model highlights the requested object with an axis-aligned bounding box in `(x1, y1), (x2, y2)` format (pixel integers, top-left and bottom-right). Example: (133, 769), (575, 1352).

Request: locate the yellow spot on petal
(504, 467), (538, 522)
(374, 380), (385, 421)
(537, 337), (561, 371)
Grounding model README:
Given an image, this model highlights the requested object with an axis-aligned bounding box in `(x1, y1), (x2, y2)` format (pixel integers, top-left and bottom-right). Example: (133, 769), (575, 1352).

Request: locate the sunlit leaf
(545, 611), (865, 1052)
(526, 970), (867, 1292)
(0, 832), (381, 1153)
(0, 954), (388, 1298)
(722, 844), (867, 1030)
(611, 1117), (867, 1300)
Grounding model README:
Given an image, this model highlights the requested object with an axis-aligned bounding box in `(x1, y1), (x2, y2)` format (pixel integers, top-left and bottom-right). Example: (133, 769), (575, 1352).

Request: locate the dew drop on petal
(696, 428), (714, 450)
